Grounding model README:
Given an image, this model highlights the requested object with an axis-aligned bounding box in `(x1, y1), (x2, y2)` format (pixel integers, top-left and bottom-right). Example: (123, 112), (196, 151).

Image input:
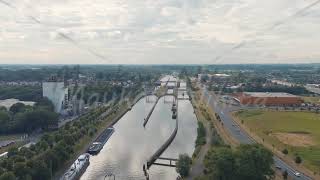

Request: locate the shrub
(282, 149), (288, 155)
(176, 154), (192, 177)
(295, 156), (302, 164)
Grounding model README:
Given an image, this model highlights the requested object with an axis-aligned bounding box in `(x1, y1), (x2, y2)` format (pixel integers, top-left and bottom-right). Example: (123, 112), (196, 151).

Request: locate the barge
(172, 111), (177, 119)
(87, 127), (114, 155)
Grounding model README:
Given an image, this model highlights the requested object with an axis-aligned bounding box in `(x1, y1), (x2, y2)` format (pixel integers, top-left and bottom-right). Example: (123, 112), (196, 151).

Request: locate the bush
(282, 148), (288, 155)
(211, 133), (223, 146)
(282, 170), (288, 180)
(195, 121), (206, 147)
(0, 172), (16, 180)
(192, 146), (201, 158)
(176, 154), (192, 177)
(295, 156), (302, 164)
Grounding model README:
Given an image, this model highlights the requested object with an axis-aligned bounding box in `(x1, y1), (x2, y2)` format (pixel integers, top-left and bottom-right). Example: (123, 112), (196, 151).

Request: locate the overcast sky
(0, 0), (320, 64)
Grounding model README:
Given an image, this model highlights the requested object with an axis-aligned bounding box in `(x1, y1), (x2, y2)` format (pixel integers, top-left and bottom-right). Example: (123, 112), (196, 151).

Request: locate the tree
(0, 171), (16, 180)
(204, 147), (237, 180)
(13, 162), (31, 179)
(34, 97), (55, 112)
(282, 149), (288, 155)
(236, 144), (275, 180)
(282, 170), (288, 180)
(28, 160), (51, 180)
(203, 144), (274, 180)
(176, 154), (192, 177)
(7, 147), (19, 158)
(196, 121), (206, 146)
(0, 106), (7, 112)
(0, 110), (10, 133)
(9, 102), (26, 114)
(295, 156), (302, 164)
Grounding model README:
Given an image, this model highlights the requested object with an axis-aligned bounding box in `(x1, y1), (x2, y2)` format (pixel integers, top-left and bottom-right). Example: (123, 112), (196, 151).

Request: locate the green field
(235, 110), (320, 172)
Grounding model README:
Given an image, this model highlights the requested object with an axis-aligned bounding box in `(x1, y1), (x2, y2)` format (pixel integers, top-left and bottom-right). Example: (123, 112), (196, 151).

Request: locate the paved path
(187, 96), (212, 179)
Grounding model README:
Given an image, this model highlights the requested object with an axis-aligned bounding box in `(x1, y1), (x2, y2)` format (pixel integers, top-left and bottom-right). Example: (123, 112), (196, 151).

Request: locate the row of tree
(210, 83), (311, 95)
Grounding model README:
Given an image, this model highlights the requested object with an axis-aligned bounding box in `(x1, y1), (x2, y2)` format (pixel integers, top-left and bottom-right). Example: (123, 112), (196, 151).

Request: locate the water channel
(81, 90), (197, 180)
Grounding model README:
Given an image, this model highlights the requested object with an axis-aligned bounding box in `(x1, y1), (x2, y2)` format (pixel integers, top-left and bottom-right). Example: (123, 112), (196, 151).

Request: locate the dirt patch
(273, 132), (316, 147)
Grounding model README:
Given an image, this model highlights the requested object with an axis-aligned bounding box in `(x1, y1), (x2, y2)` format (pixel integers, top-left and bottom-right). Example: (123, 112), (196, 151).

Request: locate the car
(294, 172), (301, 177)
(275, 165), (282, 170)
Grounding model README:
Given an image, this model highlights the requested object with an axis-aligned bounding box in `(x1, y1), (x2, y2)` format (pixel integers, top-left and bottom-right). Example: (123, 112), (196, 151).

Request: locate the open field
(235, 110), (320, 173)
(303, 96), (320, 104)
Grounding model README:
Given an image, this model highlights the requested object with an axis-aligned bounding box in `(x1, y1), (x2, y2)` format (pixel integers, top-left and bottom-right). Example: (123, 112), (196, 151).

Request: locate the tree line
(0, 86), (42, 102)
(0, 98), (58, 135)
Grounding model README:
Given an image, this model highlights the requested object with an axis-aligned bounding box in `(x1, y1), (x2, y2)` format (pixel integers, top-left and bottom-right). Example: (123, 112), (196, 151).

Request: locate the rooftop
(244, 92), (298, 98)
(213, 73), (231, 77)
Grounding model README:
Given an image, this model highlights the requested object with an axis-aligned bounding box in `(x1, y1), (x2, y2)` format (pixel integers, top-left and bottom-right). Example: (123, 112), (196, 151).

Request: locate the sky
(0, 0), (320, 64)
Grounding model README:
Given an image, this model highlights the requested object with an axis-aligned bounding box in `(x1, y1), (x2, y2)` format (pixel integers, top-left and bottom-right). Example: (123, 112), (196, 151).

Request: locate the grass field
(303, 96), (320, 104)
(235, 110), (320, 172)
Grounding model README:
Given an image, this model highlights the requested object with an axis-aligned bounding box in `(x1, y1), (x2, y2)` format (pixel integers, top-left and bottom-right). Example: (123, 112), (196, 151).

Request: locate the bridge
(152, 157), (178, 167)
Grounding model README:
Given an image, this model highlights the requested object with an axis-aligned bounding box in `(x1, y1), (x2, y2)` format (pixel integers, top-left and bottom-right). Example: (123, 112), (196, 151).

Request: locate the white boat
(61, 153), (90, 180)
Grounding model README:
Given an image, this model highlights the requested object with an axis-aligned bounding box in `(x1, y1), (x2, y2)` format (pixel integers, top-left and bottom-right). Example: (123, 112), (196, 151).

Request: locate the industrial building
(234, 92), (303, 106)
(42, 76), (69, 113)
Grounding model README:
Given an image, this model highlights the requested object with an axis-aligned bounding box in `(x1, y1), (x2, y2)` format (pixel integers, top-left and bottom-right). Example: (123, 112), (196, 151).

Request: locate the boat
(87, 142), (103, 155)
(61, 153), (90, 180)
(172, 111), (177, 119)
(87, 127), (114, 155)
(171, 103), (177, 111)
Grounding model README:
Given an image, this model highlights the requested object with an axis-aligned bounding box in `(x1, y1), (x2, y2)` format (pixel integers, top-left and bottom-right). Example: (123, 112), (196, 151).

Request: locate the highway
(202, 87), (312, 180)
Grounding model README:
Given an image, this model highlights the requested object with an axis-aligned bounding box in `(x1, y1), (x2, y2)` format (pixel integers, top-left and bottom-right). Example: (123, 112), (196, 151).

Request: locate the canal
(81, 94), (197, 180)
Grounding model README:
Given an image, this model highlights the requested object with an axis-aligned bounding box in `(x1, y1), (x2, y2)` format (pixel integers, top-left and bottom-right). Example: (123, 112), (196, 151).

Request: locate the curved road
(202, 87), (312, 180)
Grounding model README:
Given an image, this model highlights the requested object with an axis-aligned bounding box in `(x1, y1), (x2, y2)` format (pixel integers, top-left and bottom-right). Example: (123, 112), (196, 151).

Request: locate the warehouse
(235, 92), (303, 106)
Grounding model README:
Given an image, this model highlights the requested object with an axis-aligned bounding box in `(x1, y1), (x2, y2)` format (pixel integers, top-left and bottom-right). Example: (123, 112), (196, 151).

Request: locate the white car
(294, 172), (301, 177)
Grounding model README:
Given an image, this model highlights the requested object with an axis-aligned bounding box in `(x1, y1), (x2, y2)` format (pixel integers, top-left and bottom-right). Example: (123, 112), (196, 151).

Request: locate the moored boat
(61, 153), (90, 180)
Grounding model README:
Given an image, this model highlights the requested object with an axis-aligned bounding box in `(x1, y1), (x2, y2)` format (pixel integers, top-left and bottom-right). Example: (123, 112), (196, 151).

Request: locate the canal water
(81, 95), (197, 180)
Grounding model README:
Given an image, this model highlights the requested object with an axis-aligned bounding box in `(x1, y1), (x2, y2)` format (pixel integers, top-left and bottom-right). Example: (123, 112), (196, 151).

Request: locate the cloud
(0, 0), (319, 64)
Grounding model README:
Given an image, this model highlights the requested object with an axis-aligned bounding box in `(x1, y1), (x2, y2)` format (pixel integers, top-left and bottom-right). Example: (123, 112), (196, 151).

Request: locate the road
(202, 87), (312, 180)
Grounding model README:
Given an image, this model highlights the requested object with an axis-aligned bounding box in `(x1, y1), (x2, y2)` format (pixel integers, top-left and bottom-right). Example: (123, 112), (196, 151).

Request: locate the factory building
(234, 92), (303, 106)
